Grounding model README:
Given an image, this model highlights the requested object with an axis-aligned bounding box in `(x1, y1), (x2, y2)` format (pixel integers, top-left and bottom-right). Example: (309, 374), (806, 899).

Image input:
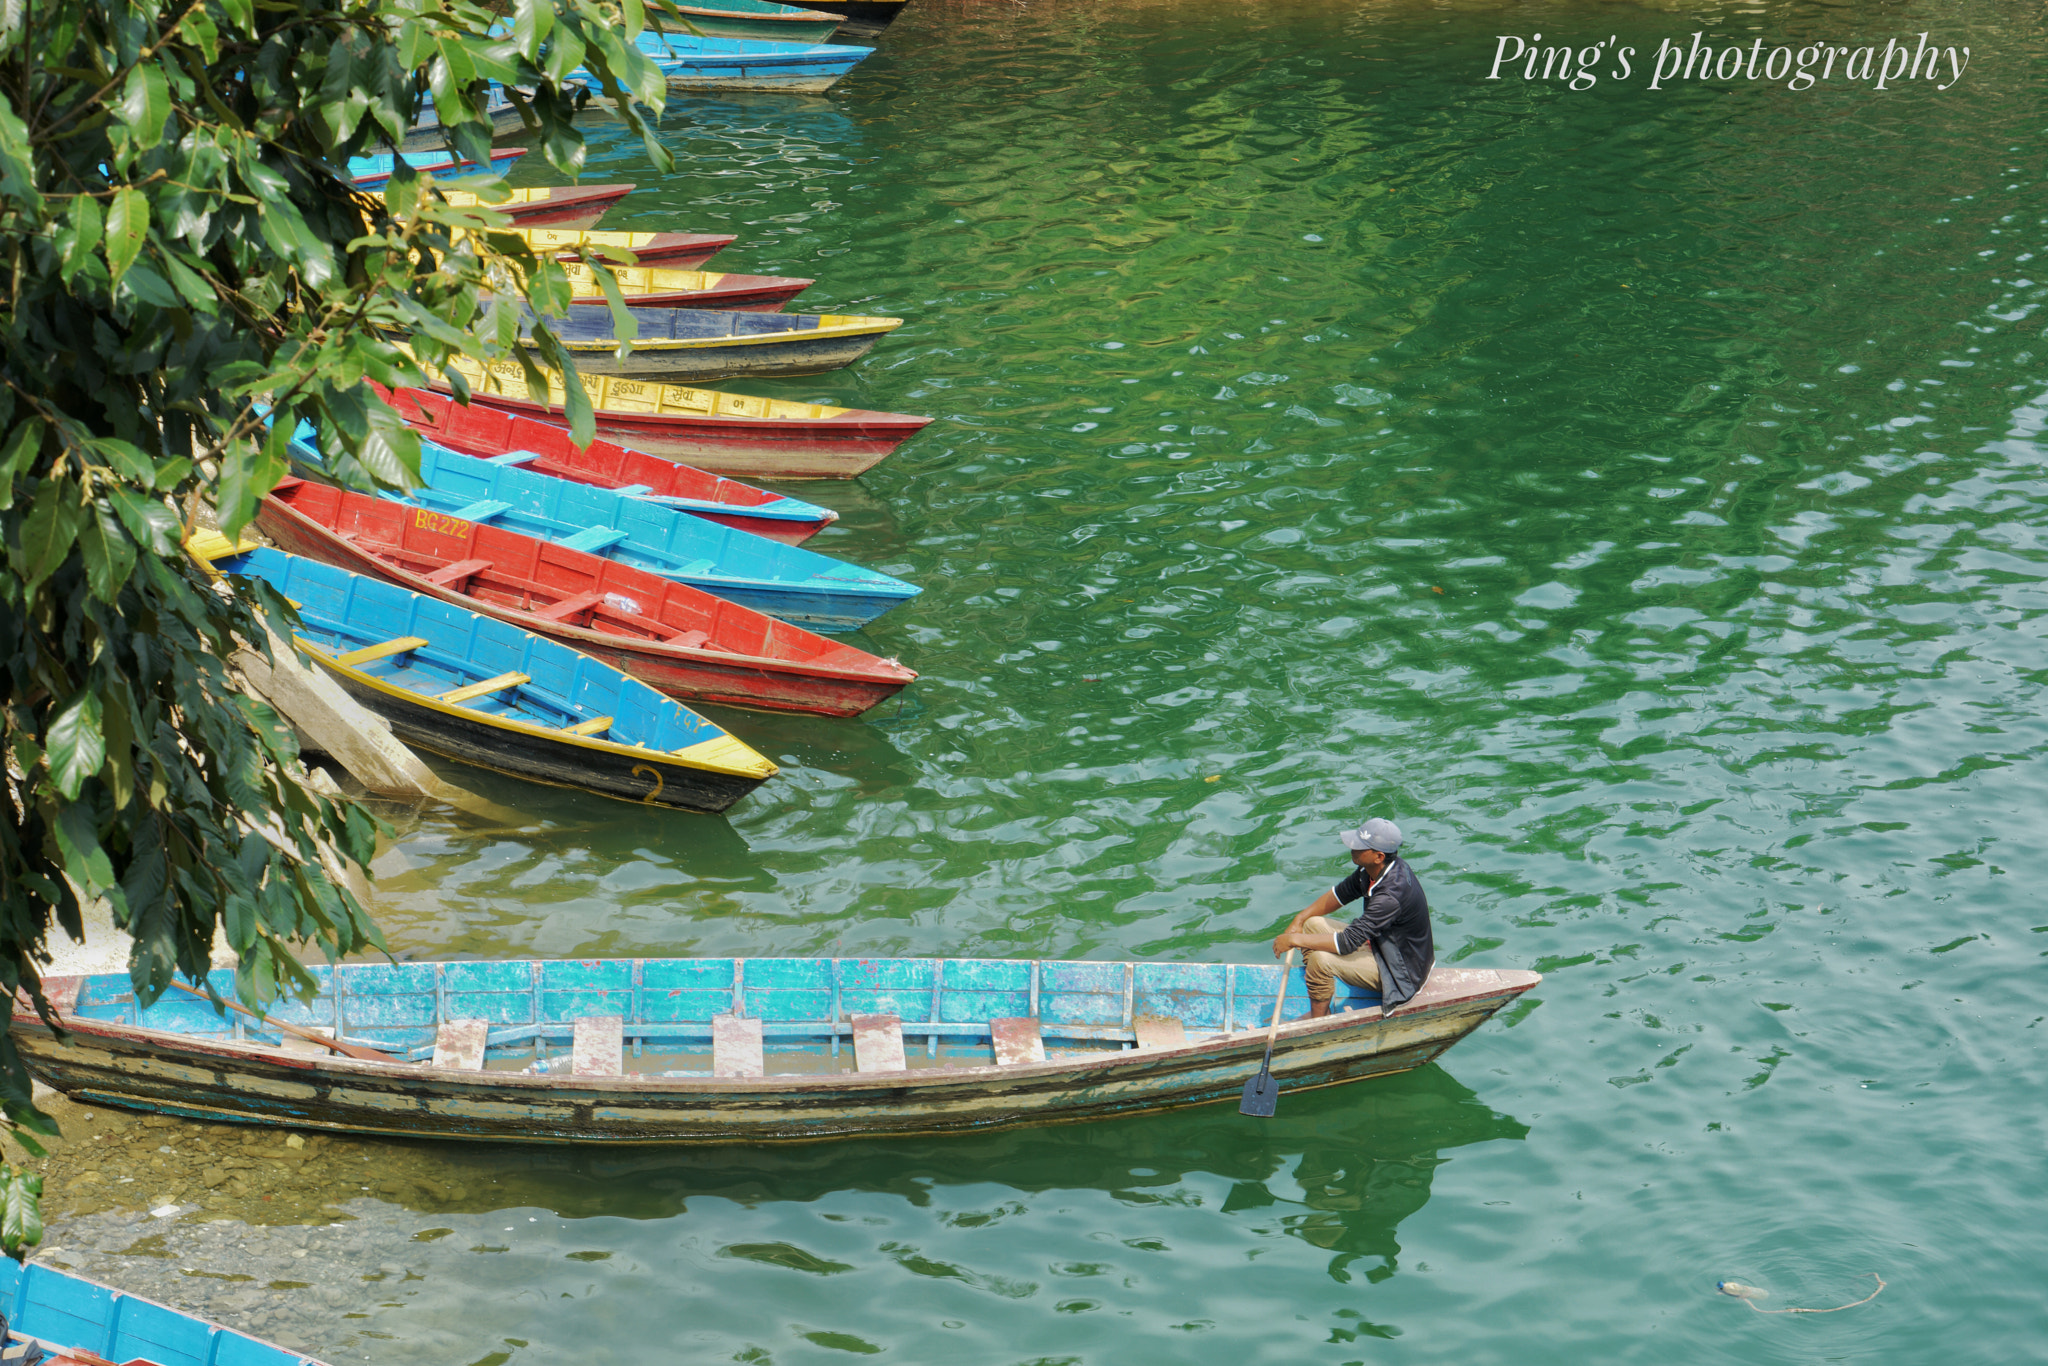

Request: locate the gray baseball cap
(1340, 817), (1403, 853)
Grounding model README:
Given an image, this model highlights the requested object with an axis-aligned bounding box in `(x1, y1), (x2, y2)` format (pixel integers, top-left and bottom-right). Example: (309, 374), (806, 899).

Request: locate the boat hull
(15, 967), (1536, 1144)
(0, 1259), (327, 1366)
(256, 492), (914, 717)
(798, 0), (904, 24)
(454, 389), (929, 480)
(500, 184), (635, 230)
(668, 13), (841, 42)
(543, 327), (886, 381)
(568, 273), (812, 311)
(376, 385), (838, 544)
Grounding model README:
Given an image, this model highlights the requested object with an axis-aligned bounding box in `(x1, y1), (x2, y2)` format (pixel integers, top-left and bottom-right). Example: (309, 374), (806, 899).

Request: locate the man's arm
(1272, 888), (1343, 959)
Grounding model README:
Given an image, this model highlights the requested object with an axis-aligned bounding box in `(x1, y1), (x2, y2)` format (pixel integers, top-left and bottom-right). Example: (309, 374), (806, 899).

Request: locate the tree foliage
(0, 0), (675, 1251)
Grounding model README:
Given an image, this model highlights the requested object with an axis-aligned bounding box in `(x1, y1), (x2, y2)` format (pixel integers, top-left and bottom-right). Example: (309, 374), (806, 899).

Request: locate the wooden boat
(627, 33), (875, 94)
(431, 351), (931, 480)
(428, 184), (638, 231)
(14, 957), (1538, 1142)
(374, 384), (840, 544)
(658, 0), (844, 43)
(558, 259), (813, 311)
(259, 479), (917, 717)
(512, 225), (736, 269)
(346, 147), (526, 188)
(0, 1256), (327, 1366)
(288, 429), (921, 631)
(192, 539), (777, 810)
(532, 303), (901, 382)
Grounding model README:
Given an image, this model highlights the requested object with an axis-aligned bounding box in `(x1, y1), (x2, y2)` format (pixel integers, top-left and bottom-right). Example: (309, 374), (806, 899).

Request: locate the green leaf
(512, 0), (553, 59)
(58, 193), (102, 286)
(216, 0), (253, 38)
(109, 488), (182, 554)
(79, 497), (137, 601)
(52, 805), (115, 894)
(0, 421), (42, 507)
(86, 437), (153, 486)
(116, 63), (171, 149)
(46, 692), (105, 801)
(104, 188), (148, 287)
(15, 476), (85, 588)
(0, 1169), (44, 1257)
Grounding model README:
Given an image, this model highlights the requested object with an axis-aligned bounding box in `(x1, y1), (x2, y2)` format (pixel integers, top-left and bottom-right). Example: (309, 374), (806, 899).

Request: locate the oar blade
(1239, 1064), (1280, 1117)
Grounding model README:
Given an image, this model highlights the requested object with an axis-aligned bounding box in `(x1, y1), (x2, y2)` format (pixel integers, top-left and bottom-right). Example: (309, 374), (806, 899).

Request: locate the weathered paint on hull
(13, 971), (1532, 1143)
(456, 392), (925, 480)
(539, 328), (885, 382)
(663, 70), (848, 93)
(320, 667), (770, 811)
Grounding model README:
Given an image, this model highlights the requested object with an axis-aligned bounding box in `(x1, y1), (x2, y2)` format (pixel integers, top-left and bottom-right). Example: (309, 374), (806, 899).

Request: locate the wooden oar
(168, 980), (397, 1063)
(1239, 948), (1297, 1117)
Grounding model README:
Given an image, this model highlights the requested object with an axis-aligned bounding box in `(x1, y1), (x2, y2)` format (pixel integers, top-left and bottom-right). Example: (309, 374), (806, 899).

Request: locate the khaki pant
(1302, 915), (1381, 1002)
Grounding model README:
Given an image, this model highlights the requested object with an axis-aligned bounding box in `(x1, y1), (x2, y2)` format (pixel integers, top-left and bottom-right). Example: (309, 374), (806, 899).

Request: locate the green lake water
(41, 1), (2048, 1362)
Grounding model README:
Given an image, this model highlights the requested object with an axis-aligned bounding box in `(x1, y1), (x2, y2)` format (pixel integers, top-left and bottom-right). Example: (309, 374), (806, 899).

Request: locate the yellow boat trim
(559, 263), (726, 296)
(670, 734), (777, 779)
(407, 188), (567, 211)
(426, 349), (854, 422)
(505, 227), (697, 262)
(184, 530), (261, 566)
(296, 637), (777, 780)
(548, 315), (902, 354)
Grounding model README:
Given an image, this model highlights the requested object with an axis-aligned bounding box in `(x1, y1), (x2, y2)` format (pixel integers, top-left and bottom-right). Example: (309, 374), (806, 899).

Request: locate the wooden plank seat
(486, 450), (543, 467)
(334, 636), (429, 667)
(664, 628), (711, 649)
(990, 1016), (1047, 1066)
(712, 1014), (764, 1078)
(437, 671), (529, 704)
(432, 1018), (488, 1070)
(1134, 1014), (1187, 1051)
(449, 499), (511, 523)
(563, 715), (614, 737)
(852, 1013), (906, 1073)
(532, 589), (607, 622)
(423, 557), (494, 587)
(571, 1015), (624, 1077)
(558, 526), (631, 554)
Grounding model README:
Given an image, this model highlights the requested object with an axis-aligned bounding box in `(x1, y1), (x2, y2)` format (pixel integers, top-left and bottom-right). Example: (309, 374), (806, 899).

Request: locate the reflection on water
(36, 1068), (1519, 1361)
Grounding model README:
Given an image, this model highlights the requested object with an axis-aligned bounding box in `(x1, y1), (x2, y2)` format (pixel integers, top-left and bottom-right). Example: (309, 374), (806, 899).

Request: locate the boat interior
(63, 958), (1384, 1079)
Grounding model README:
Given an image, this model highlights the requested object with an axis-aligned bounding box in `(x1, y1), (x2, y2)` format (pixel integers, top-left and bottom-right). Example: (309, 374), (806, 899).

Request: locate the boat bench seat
(712, 1014), (764, 1078)
(1134, 1015), (1187, 1050)
(449, 499), (511, 523)
(613, 484), (654, 497)
(558, 526), (632, 554)
(432, 1019), (488, 1070)
(572, 1015), (623, 1078)
(564, 715), (614, 737)
(487, 450), (544, 467)
(438, 671), (530, 705)
(334, 636), (430, 667)
(665, 628), (712, 649)
(851, 1013), (906, 1073)
(532, 590), (606, 622)
(424, 558), (494, 587)
(990, 1016), (1046, 1066)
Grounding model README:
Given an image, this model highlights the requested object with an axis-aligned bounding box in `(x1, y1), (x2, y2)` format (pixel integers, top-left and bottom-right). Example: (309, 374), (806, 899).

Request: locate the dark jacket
(1331, 855), (1434, 1011)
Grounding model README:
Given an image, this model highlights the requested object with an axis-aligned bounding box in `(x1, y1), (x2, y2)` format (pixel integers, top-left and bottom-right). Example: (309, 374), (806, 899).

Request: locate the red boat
(376, 384), (839, 545)
(430, 354), (932, 480)
(438, 183), (636, 230)
(257, 479), (918, 718)
(518, 226), (740, 270)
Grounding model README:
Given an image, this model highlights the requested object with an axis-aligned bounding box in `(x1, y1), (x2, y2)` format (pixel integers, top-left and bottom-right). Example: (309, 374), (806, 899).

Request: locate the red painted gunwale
(417, 386), (933, 481)
(501, 183), (636, 230)
(257, 479), (916, 717)
(375, 385), (838, 545)
(563, 233), (739, 270)
(569, 270), (815, 312)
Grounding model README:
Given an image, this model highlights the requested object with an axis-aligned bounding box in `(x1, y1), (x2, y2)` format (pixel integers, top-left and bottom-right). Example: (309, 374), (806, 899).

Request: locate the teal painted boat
(287, 427), (921, 631)
(0, 1255), (325, 1366)
(626, 33), (875, 93)
(16, 958), (1539, 1143)
(193, 540), (777, 811)
(346, 147), (525, 188)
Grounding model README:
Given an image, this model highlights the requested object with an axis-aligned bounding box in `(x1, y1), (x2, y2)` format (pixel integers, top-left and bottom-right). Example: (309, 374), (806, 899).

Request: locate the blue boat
(288, 429), (920, 632)
(346, 146), (526, 188)
(191, 539), (777, 811)
(17, 956), (1537, 1143)
(0, 1256), (324, 1366)
(624, 32), (874, 93)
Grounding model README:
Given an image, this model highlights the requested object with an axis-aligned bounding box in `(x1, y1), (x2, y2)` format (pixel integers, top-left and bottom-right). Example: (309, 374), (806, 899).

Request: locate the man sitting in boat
(1269, 817), (1434, 1018)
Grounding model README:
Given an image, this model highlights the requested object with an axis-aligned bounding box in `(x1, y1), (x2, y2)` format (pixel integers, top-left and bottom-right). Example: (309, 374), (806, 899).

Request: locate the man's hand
(1271, 932), (1295, 959)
